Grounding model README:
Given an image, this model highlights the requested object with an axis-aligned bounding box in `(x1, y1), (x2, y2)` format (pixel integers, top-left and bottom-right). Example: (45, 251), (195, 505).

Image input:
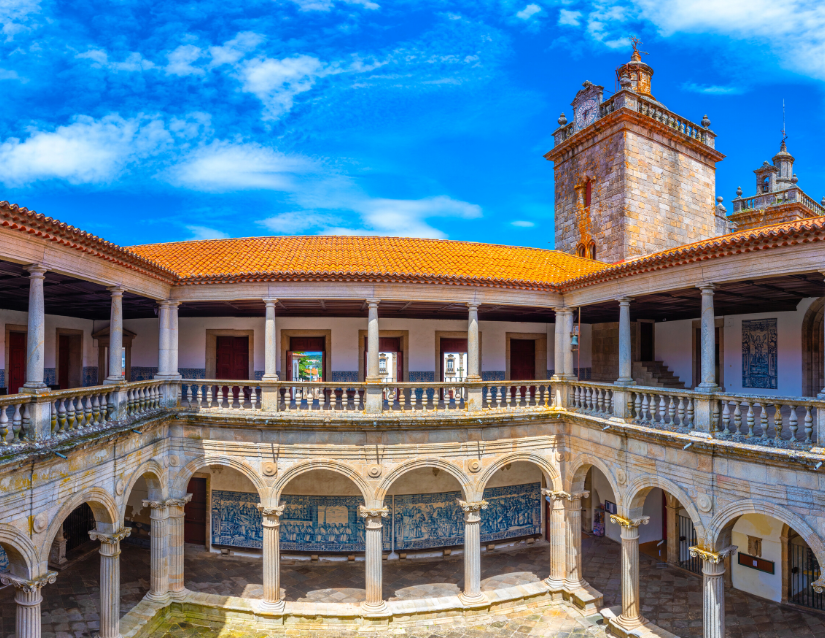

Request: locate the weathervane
(630, 36), (648, 57)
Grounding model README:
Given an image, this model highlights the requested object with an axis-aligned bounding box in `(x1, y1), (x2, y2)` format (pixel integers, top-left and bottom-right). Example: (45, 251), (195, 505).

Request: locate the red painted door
(8, 332), (26, 394)
(184, 477), (207, 545)
(216, 336), (249, 380)
(510, 339), (536, 380)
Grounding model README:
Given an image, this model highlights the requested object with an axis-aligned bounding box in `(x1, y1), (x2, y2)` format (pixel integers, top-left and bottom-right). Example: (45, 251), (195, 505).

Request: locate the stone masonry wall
(591, 322), (639, 381)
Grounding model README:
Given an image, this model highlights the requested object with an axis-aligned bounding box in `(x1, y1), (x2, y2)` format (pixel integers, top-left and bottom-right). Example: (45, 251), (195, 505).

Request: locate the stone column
(665, 495), (680, 566)
(142, 500), (170, 602)
(257, 504), (285, 612)
(697, 284), (717, 392)
(689, 546), (737, 638)
(358, 505), (389, 614)
(104, 286), (126, 385)
(0, 572), (57, 638)
(365, 299), (382, 413)
(457, 499), (488, 605)
(24, 265), (48, 390)
(609, 515), (649, 633)
(552, 309), (564, 379)
(166, 494), (192, 598)
(263, 299), (279, 381)
(466, 303), (483, 411)
(564, 491), (590, 590)
(169, 302), (180, 378)
(563, 309), (576, 379)
(616, 298), (634, 385)
(542, 489), (568, 593)
(156, 301), (173, 378)
(89, 528), (131, 638)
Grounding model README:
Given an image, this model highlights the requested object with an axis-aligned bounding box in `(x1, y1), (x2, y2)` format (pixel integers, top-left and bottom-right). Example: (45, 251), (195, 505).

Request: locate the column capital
(107, 285), (126, 296)
(813, 576), (825, 594)
(263, 297), (278, 306)
(697, 282), (716, 293)
(25, 263), (48, 277)
(158, 299), (180, 308)
(89, 528), (132, 545)
(689, 545), (737, 563)
(166, 494), (193, 510)
(358, 505), (389, 519)
(541, 488), (571, 501)
(610, 514), (649, 528)
(257, 504), (285, 527)
(366, 298), (380, 307)
(617, 297), (632, 305)
(456, 499), (488, 513)
(0, 571), (57, 592)
(467, 302), (480, 311)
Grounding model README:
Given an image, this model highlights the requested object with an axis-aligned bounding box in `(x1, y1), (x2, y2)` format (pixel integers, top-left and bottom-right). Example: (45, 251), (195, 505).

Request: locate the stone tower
(544, 47), (727, 263)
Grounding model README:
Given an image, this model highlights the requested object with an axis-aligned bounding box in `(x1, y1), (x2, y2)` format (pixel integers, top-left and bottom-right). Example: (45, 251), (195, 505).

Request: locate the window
(587, 241), (597, 260)
(379, 354), (387, 375)
(762, 176), (770, 193)
(576, 244), (586, 258)
(585, 180), (592, 207)
(447, 355), (455, 373)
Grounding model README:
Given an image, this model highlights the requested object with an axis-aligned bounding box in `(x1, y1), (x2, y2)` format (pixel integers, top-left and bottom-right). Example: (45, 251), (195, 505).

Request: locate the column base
(696, 383), (719, 393)
(608, 613), (647, 636)
(563, 582), (603, 613)
(168, 588), (190, 601)
(103, 377), (125, 386)
(544, 577), (566, 594)
(613, 378), (636, 387)
(153, 374), (182, 380)
(256, 599), (285, 614)
(261, 375), (280, 381)
(360, 600), (390, 616)
(144, 591), (171, 604)
(457, 591), (488, 608)
(20, 384), (49, 394)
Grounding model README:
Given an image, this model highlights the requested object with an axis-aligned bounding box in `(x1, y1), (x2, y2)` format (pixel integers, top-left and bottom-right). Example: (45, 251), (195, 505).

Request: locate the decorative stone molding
(541, 488), (570, 501)
(115, 479), (125, 496)
(33, 512), (48, 533)
(616, 468), (627, 485)
(257, 504), (285, 518)
(367, 464), (382, 478)
(357, 505), (389, 519)
(89, 528), (132, 544)
(689, 545), (737, 564)
(456, 499), (488, 512)
(609, 515), (649, 528)
(813, 576), (825, 594)
(262, 461), (277, 477)
(0, 571), (57, 592)
(468, 459), (481, 473)
(165, 494), (193, 508)
(697, 493), (712, 513)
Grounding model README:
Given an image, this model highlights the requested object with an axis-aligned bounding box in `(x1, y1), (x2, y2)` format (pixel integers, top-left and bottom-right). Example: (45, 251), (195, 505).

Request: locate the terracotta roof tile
(126, 235), (610, 289)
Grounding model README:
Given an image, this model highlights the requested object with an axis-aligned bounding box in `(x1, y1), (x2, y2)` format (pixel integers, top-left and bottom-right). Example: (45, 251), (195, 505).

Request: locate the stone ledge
(602, 605), (680, 638)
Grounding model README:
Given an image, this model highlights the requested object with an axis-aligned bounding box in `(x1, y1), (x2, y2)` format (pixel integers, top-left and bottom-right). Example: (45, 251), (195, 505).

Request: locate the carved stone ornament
(456, 499), (488, 512)
(555, 450), (569, 463)
(89, 528), (132, 545)
(33, 512), (48, 533)
(367, 464), (382, 478)
(0, 571), (57, 592)
(696, 494), (712, 513)
(609, 514), (650, 528)
(541, 489), (570, 501)
(262, 461), (277, 477)
(468, 459), (481, 473)
(142, 499), (166, 510)
(256, 504), (285, 518)
(813, 576), (825, 594)
(169, 455), (180, 468)
(166, 494), (193, 508)
(689, 545), (737, 564)
(115, 479), (125, 496)
(616, 469), (627, 485)
(357, 505), (389, 519)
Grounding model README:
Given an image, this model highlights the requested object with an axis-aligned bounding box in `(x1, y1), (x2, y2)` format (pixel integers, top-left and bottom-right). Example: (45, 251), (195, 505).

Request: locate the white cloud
(682, 82), (744, 95)
(287, 0), (379, 11)
(239, 55), (325, 119)
(558, 9), (581, 26)
(186, 225), (229, 240)
(77, 49), (156, 72)
(209, 32), (264, 68)
(0, 0), (40, 39)
(516, 4), (542, 20)
(510, 220), (536, 227)
(258, 211), (341, 233)
(166, 45), (205, 76)
(0, 114), (173, 186)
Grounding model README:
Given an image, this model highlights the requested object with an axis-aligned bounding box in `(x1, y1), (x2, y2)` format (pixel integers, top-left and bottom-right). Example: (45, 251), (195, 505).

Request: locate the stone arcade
(1, 48), (825, 638)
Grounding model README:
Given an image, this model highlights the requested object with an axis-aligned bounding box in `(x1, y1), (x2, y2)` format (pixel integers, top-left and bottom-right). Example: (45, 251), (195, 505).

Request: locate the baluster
(758, 403), (768, 440)
(497, 385), (505, 410)
(597, 388), (605, 415)
(66, 397), (76, 431)
(50, 400), (58, 434)
(711, 400), (720, 434)
(686, 397), (695, 429)
(392, 386), (401, 411)
(99, 393), (108, 426)
(676, 397), (685, 427)
(721, 401), (731, 435)
(640, 394), (649, 424)
(658, 395), (667, 426)
(774, 404), (783, 441)
(193, 385), (201, 409)
(124, 389), (132, 415)
(57, 399), (67, 434)
(570, 386), (577, 410)
(788, 406), (798, 442)
(745, 402), (754, 438)
(634, 393), (642, 422)
(733, 402), (742, 435)
(0, 404), (8, 444)
(150, 386), (158, 410)
(804, 406), (813, 443)
(92, 394), (101, 426)
(138, 388), (146, 413)
(75, 396), (86, 428)
(12, 404), (22, 442)
(666, 396), (675, 427)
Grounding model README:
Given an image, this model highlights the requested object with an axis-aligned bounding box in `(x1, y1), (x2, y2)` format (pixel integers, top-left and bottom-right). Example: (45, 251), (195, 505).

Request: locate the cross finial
(629, 36), (647, 61)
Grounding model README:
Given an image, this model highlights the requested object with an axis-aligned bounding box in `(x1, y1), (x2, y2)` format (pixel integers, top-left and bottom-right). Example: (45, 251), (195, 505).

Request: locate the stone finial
(701, 114), (711, 128)
(736, 186), (743, 198)
(791, 174), (799, 184)
(558, 112), (568, 126)
(716, 196), (726, 214)
(716, 195), (724, 204)
(619, 76), (632, 89)
(821, 197), (825, 207)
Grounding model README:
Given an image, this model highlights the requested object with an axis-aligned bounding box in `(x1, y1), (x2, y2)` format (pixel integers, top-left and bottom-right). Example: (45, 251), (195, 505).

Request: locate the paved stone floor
(1, 536), (824, 637)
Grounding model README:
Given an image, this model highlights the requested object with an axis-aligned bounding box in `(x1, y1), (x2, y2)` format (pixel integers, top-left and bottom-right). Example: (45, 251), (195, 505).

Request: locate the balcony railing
(732, 187), (825, 216)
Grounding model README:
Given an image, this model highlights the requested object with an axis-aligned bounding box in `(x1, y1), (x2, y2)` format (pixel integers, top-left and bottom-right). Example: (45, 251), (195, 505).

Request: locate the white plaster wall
(639, 487), (663, 544)
(731, 513), (784, 602)
(590, 469), (620, 543)
(655, 319), (693, 387)
(124, 318), (159, 368)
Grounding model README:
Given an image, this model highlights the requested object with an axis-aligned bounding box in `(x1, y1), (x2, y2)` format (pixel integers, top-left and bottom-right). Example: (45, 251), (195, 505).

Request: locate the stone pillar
(358, 505), (389, 614)
(466, 303), (483, 411)
(142, 500), (170, 602)
(665, 495), (679, 566)
(49, 525), (68, 566)
(542, 489), (568, 593)
(169, 302), (180, 378)
(697, 284), (717, 392)
(166, 495), (192, 598)
(563, 309), (576, 379)
(689, 546), (737, 638)
(89, 528), (131, 638)
(0, 572), (57, 638)
(257, 504), (285, 612)
(457, 499), (488, 605)
(364, 299), (382, 414)
(552, 309), (564, 379)
(616, 298), (634, 385)
(564, 491), (590, 590)
(609, 515), (649, 634)
(104, 287), (126, 384)
(156, 301), (173, 378)
(23, 265), (48, 390)
(263, 299), (279, 381)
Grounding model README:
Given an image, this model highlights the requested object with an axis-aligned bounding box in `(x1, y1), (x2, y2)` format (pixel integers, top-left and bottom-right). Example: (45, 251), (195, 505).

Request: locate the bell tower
(545, 44), (726, 263)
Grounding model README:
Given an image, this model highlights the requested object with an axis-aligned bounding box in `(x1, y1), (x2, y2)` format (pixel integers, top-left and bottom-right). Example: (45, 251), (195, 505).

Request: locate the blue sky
(0, 0), (823, 249)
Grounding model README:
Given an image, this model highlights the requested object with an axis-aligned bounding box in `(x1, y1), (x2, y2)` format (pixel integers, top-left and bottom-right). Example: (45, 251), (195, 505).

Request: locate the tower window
(585, 180), (592, 208)
(762, 176), (770, 193)
(576, 244), (586, 258)
(587, 241), (597, 260)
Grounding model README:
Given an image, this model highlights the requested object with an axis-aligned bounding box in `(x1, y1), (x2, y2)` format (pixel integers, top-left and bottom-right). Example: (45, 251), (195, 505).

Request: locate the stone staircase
(632, 361), (686, 389)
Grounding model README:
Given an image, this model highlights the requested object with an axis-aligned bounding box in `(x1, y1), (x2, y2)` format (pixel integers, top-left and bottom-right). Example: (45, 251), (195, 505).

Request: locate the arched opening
(801, 297), (824, 397)
(587, 241), (597, 260)
(576, 243), (586, 258)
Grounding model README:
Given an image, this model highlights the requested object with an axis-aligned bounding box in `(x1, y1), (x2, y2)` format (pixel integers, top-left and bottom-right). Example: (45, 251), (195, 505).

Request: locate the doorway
(57, 331), (83, 390)
(216, 336), (249, 380)
(286, 336), (326, 382)
(640, 322), (654, 361)
(7, 331), (25, 394)
(184, 477), (208, 545)
(510, 339), (536, 380)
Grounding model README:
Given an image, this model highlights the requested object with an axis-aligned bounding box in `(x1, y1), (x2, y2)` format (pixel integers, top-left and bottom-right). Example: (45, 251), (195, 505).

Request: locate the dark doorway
(640, 322), (654, 361)
(510, 339), (536, 380)
(58, 333), (82, 390)
(7, 331), (26, 394)
(184, 477), (208, 545)
(216, 336), (249, 380)
(64, 503), (97, 553)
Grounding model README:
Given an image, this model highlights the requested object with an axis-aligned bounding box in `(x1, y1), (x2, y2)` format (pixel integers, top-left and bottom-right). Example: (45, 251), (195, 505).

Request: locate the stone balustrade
(732, 186), (825, 215)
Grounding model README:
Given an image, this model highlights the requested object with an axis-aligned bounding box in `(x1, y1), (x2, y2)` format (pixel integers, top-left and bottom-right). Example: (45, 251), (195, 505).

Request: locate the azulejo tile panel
(331, 371), (359, 383)
(742, 318), (778, 389)
(82, 366), (98, 386)
(211, 483), (540, 553)
(0, 546), (7, 571)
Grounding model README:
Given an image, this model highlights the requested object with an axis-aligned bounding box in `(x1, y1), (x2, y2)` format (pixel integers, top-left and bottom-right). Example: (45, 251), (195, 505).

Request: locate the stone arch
(708, 499), (825, 567)
(474, 452), (561, 501)
(39, 487), (119, 565)
(274, 460), (371, 505)
(565, 452), (623, 508)
(624, 474), (707, 542)
(376, 458), (471, 503)
(0, 523), (40, 578)
(801, 297), (824, 397)
(173, 454), (267, 501)
(119, 459), (166, 520)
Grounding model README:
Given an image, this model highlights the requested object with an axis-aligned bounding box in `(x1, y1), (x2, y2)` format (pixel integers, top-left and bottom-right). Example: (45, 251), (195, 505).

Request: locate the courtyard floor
(0, 536), (822, 638)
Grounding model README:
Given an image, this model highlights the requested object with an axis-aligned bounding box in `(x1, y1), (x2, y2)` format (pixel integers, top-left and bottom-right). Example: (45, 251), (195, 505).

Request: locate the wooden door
(510, 339), (536, 380)
(58, 335), (71, 390)
(216, 336), (249, 380)
(8, 332), (26, 394)
(184, 477), (207, 545)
